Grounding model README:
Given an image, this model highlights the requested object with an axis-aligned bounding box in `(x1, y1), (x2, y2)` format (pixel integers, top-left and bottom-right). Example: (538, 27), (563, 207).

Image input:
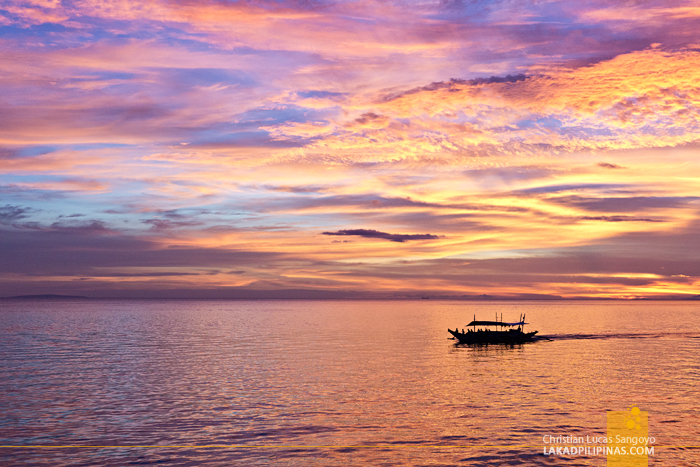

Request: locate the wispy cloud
(322, 229), (440, 243)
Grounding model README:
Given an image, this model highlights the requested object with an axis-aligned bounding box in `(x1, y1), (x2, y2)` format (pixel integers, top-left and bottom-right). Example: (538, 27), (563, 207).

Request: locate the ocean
(1, 299), (698, 466)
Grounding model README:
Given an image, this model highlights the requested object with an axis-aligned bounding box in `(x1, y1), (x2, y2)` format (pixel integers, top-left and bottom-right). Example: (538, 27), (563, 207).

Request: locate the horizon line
(2, 294), (699, 301)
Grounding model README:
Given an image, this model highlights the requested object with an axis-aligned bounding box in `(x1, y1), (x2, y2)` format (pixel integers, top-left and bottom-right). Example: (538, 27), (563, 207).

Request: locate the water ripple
(1, 299), (698, 466)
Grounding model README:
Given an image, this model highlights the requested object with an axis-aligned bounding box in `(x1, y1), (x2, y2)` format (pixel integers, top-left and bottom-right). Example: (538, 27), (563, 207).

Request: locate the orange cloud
(258, 48), (700, 166)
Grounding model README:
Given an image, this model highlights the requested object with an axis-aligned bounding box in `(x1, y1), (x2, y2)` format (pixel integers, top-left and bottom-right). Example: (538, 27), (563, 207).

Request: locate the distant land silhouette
(1, 291), (698, 300)
(2, 294), (89, 300)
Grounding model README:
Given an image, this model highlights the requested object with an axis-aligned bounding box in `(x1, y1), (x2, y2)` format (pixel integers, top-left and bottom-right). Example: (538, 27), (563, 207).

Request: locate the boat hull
(448, 328), (538, 344)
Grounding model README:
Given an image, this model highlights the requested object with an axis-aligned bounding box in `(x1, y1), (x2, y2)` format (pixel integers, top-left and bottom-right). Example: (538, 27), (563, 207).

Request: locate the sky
(1, 0), (700, 299)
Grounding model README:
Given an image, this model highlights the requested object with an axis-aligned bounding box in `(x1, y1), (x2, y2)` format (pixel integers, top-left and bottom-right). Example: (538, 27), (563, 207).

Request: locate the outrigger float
(448, 313), (538, 345)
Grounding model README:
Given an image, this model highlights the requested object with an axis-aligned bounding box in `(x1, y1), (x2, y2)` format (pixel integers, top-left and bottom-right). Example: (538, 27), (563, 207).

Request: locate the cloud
(47, 220), (113, 234)
(515, 184), (629, 195)
(0, 150), (105, 174)
(0, 226), (288, 276)
(239, 194), (435, 213)
(262, 184), (332, 193)
(0, 205), (32, 224)
(348, 112), (390, 129)
(382, 74), (529, 102)
(1, 0), (700, 298)
(141, 218), (206, 230)
(322, 48), (700, 160)
(597, 162), (626, 169)
(5, 178), (109, 193)
(579, 216), (663, 222)
(322, 228), (440, 242)
(550, 196), (698, 213)
(463, 166), (560, 184)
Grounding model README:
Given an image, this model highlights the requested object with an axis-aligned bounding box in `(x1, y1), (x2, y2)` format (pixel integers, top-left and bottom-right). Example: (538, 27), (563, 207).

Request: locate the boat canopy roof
(466, 320), (526, 327)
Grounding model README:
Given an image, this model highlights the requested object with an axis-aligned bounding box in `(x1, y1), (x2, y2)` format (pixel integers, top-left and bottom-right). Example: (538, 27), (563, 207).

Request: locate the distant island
(1, 294), (89, 299)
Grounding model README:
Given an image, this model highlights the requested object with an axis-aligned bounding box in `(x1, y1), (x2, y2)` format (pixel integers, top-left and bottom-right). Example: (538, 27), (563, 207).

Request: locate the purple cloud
(322, 229), (440, 243)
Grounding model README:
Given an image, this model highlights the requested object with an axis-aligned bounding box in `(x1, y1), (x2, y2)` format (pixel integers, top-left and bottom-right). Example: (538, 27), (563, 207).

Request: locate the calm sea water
(0, 300), (698, 466)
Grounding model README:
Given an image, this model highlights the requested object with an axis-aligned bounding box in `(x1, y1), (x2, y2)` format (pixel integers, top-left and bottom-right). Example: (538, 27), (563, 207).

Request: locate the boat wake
(536, 331), (700, 341)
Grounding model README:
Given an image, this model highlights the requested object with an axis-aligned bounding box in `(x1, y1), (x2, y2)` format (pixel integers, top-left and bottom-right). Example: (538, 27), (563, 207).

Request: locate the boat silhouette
(448, 313), (538, 344)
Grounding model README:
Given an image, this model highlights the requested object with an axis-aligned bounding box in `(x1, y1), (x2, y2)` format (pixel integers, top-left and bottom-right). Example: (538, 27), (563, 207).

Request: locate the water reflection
(0, 299), (698, 466)
(450, 341), (526, 351)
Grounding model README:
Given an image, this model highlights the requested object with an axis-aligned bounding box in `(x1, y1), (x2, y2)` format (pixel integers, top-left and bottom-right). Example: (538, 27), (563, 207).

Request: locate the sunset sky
(1, 0), (700, 298)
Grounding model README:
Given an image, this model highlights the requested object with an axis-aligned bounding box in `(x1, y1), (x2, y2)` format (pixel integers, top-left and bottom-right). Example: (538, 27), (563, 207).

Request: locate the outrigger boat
(448, 313), (538, 344)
